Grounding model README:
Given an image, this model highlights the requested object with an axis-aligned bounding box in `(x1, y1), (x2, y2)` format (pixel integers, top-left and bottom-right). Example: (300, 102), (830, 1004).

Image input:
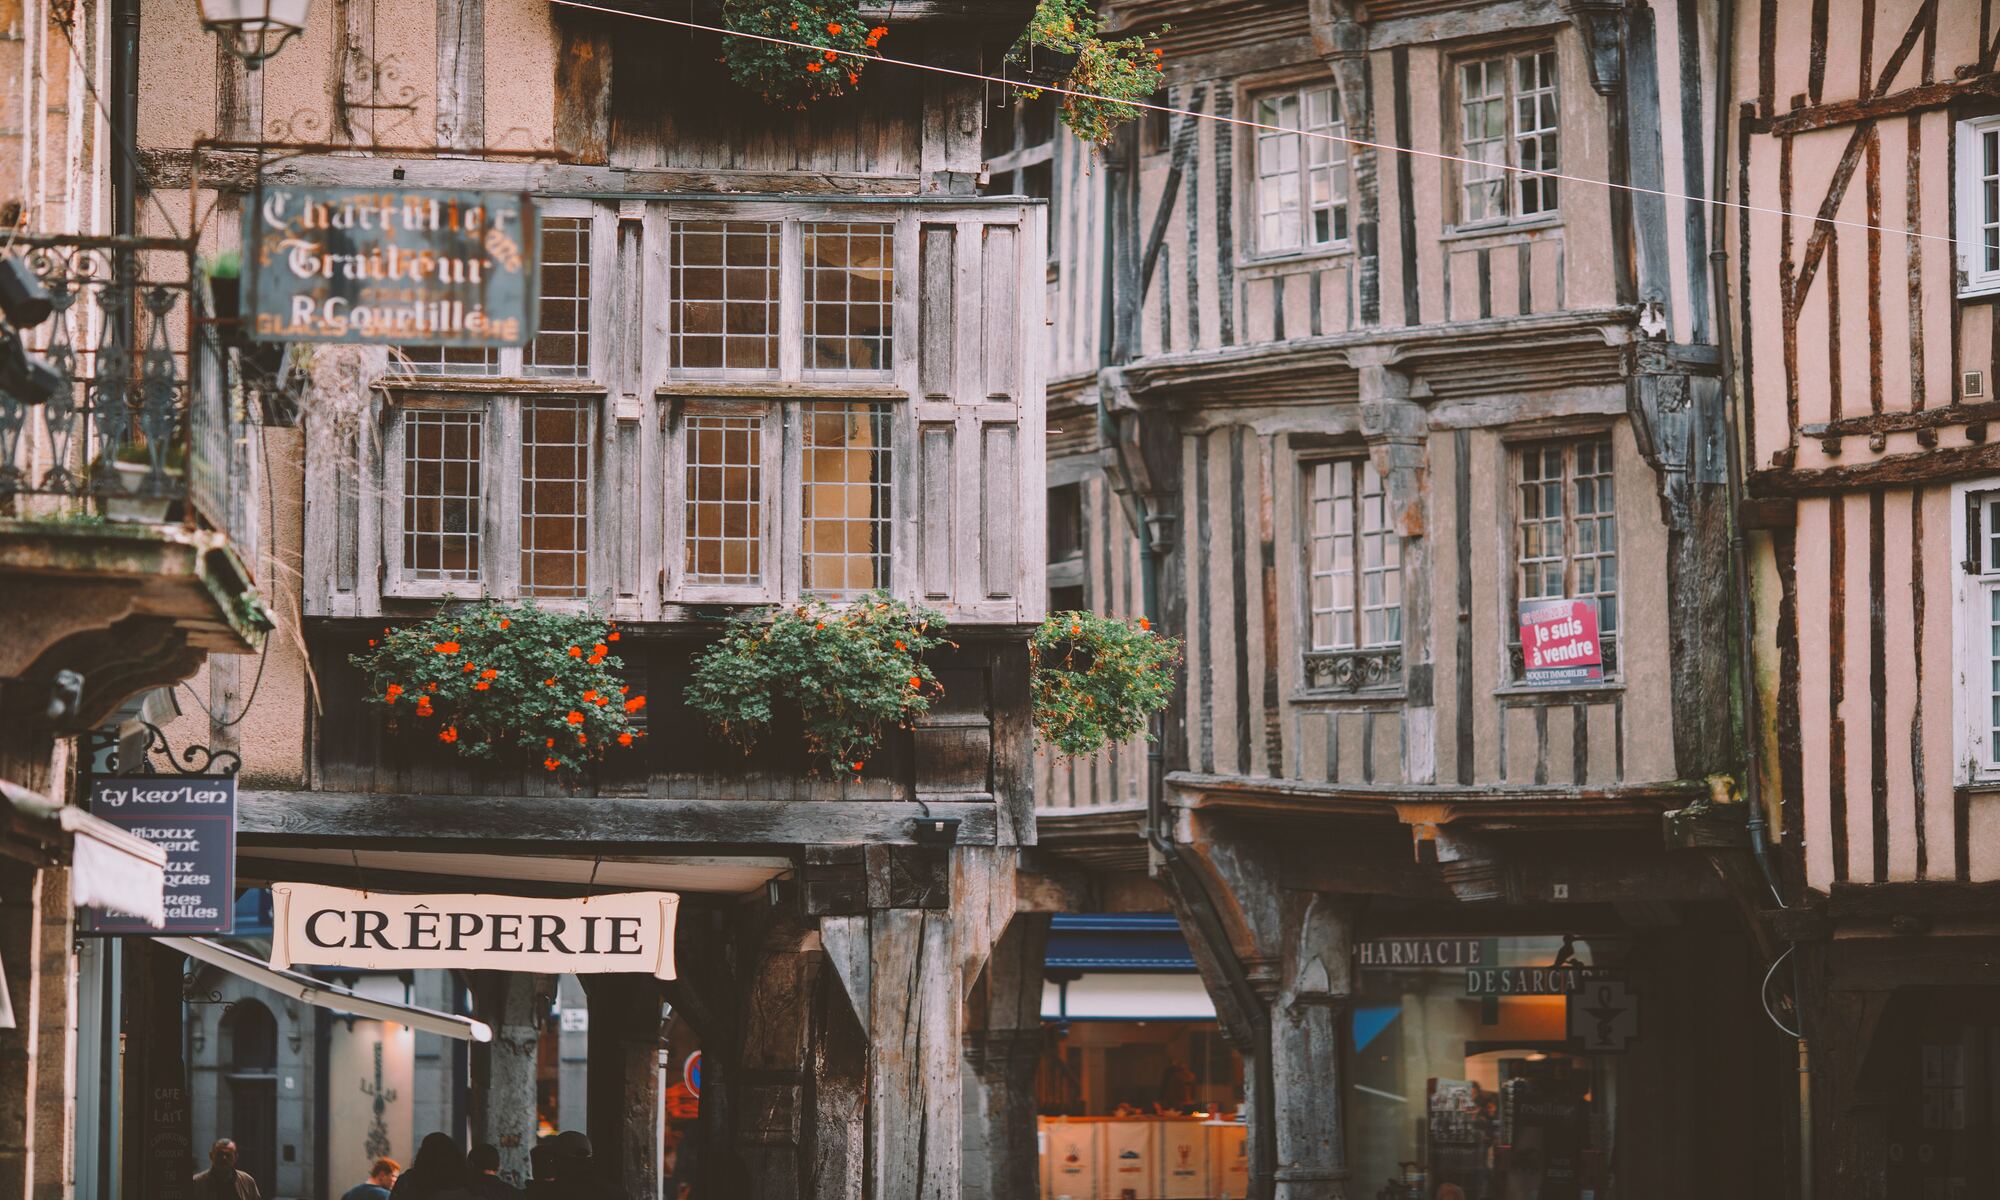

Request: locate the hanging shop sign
(80, 775), (236, 935)
(246, 186), (537, 346)
(1464, 965), (1614, 996)
(1567, 979), (1640, 1051)
(1519, 598), (1604, 686)
(269, 883), (679, 979)
(1357, 937), (1487, 968)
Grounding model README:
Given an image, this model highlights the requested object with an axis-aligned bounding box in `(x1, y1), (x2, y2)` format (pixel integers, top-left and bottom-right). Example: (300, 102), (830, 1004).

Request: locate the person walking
(466, 1144), (522, 1200)
(342, 1158), (401, 1200)
(391, 1134), (473, 1200)
(192, 1139), (262, 1200)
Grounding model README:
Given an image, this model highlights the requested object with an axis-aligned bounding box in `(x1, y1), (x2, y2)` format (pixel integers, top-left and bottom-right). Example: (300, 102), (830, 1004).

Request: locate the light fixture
(197, 0), (310, 70)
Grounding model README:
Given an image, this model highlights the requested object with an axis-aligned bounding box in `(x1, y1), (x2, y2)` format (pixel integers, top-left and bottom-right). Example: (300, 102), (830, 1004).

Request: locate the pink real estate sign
(1518, 598), (1604, 685)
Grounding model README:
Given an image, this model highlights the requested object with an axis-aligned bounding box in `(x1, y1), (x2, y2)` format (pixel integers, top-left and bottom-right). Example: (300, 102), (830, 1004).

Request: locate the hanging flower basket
(684, 593), (948, 777)
(1031, 610), (1180, 757)
(720, 0), (886, 107)
(1007, 0), (1167, 145)
(349, 599), (645, 779)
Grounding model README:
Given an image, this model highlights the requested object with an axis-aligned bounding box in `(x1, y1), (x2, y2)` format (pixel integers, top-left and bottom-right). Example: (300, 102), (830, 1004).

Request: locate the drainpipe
(1097, 134), (1277, 1200)
(1708, 1), (1809, 1193)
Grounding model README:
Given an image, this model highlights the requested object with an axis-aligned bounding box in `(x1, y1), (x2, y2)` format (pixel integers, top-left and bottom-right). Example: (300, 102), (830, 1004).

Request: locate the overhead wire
(548, 0), (1954, 250)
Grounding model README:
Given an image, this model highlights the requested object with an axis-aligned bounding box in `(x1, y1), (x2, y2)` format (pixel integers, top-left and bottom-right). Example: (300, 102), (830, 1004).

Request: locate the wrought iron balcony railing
(0, 233), (257, 556)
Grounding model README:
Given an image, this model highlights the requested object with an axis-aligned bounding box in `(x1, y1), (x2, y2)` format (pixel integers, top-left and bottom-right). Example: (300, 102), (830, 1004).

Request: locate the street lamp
(197, 0), (310, 70)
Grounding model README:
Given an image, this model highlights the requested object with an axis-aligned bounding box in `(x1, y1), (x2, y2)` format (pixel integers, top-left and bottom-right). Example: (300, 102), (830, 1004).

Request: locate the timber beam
(1167, 770), (1703, 833)
(235, 790), (1001, 848)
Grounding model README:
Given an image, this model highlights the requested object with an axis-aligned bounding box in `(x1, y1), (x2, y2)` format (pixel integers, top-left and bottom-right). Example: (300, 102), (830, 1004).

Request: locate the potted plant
(685, 593), (947, 777)
(1030, 610), (1180, 756)
(1007, 0), (1167, 146)
(719, 0), (885, 108)
(349, 599), (646, 779)
(99, 440), (185, 524)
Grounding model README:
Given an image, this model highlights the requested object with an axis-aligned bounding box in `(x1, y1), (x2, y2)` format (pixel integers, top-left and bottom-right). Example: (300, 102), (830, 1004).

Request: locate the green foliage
(684, 594), (947, 776)
(202, 249), (242, 280)
(1031, 610), (1180, 757)
(348, 599), (644, 779)
(719, 0), (886, 107)
(1010, 0), (1166, 145)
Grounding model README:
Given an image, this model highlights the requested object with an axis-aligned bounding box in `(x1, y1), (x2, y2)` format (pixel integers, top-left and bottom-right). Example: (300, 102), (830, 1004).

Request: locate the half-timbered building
(129, 1), (1052, 1196)
(1731, 0), (2000, 1191)
(1019, 0), (1795, 1193)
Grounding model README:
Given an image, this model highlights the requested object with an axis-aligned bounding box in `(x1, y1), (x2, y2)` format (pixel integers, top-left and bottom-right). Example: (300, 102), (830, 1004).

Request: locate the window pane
(805, 223), (895, 373)
(519, 400), (590, 597)
(1515, 50), (1560, 216)
(1459, 58), (1507, 223)
(403, 410), (482, 582)
(802, 402), (894, 596)
(1357, 459), (1401, 649)
(1302, 84), (1349, 247)
(396, 344), (500, 377)
(526, 217), (592, 376)
(1256, 93), (1304, 252)
(674, 221), (780, 373)
(1306, 460), (1356, 650)
(684, 413), (764, 585)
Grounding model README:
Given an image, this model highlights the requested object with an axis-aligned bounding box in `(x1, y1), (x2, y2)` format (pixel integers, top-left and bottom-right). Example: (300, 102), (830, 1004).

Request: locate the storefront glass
(1346, 934), (1626, 1200)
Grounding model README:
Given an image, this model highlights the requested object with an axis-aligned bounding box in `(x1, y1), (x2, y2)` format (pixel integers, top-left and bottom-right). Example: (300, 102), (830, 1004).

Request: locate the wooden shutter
(909, 206), (1046, 623)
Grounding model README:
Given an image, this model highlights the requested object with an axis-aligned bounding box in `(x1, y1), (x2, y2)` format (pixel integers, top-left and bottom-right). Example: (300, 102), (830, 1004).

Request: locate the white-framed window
(1955, 480), (2000, 782)
(1511, 435), (1618, 680)
(384, 395), (599, 601)
(668, 399), (897, 604)
(400, 205), (602, 378)
(1956, 116), (2000, 298)
(1304, 457), (1401, 652)
(1253, 82), (1349, 254)
(1455, 47), (1560, 227)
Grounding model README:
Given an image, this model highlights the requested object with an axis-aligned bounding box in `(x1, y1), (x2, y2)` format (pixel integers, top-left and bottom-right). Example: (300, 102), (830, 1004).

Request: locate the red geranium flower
(617, 732), (634, 747)
(434, 641), (460, 654)
(439, 726), (459, 744)
(544, 757), (561, 771)
(624, 696), (646, 713)
(566, 711), (586, 725)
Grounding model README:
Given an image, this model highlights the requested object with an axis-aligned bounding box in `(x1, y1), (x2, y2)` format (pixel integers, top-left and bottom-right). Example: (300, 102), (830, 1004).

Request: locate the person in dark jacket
(192, 1139), (262, 1200)
(391, 1133), (473, 1200)
(523, 1139), (559, 1200)
(548, 1131), (628, 1200)
(465, 1144), (522, 1199)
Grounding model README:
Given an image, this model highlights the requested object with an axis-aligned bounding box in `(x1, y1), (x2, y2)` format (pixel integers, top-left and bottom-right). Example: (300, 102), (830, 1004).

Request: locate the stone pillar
(961, 913), (1050, 1200)
(31, 867), (74, 1200)
(468, 972), (541, 1188)
(581, 973), (663, 1199)
(0, 861), (43, 1200)
(1270, 893), (1352, 1200)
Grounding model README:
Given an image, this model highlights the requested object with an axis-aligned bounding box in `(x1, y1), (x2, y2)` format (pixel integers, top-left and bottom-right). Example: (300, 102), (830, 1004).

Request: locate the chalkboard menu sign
(81, 776), (236, 935)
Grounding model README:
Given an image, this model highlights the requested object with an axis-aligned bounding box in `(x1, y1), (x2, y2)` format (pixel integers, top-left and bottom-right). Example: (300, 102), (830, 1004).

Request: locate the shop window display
(1348, 935), (1625, 1200)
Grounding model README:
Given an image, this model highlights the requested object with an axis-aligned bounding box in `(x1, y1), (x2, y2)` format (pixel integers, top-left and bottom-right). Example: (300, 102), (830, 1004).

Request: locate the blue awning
(1046, 914), (1197, 972)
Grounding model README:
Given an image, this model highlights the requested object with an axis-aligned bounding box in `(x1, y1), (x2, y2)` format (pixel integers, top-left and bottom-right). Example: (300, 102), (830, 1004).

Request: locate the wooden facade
(1024, 0), (1792, 1195)
(1733, 0), (2000, 1193)
(125, 1), (1063, 1196)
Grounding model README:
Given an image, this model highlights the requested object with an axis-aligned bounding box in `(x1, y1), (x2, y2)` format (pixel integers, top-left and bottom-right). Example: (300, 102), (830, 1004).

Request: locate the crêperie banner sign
(246, 186), (536, 347)
(269, 883), (679, 979)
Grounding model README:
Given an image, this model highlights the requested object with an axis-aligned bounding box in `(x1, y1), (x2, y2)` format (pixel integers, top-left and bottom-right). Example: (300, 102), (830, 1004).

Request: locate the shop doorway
(221, 1000), (280, 1196)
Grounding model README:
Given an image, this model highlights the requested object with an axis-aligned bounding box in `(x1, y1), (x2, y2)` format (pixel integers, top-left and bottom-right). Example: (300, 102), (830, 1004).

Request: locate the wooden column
(817, 846), (1014, 1200)
(32, 865), (75, 1200)
(960, 913), (1049, 1200)
(467, 972), (542, 1189)
(581, 973), (663, 1199)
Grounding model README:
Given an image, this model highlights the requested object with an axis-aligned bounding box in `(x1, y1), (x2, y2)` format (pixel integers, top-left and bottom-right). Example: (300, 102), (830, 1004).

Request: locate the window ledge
(1957, 280), (2000, 302)
(657, 381), (908, 400)
(383, 377), (606, 396)
(1240, 245), (1353, 275)
(1493, 681), (1625, 700)
(1292, 689), (1405, 706)
(1438, 215), (1564, 244)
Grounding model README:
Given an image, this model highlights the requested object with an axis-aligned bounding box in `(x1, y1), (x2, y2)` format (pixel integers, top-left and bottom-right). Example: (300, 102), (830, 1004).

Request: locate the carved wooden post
(1354, 353), (1433, 785)
(961, 913), (1050, 1200)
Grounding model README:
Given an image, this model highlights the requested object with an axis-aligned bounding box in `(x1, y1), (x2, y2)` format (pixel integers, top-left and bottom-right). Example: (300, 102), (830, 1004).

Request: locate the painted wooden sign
(81, 775), (235, 934)
(1519, 598), (1605, 685)
(246, 186), (536, 346)
(1464, 965), (1614, 996)
(269, 883), (678, 978)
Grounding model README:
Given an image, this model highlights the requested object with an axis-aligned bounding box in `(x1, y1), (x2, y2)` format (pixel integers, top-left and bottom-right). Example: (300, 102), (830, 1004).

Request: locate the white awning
(1042, 972), (1218, 1022)
(1, 779), (167, 927)
(161, 936), (492, 1042)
